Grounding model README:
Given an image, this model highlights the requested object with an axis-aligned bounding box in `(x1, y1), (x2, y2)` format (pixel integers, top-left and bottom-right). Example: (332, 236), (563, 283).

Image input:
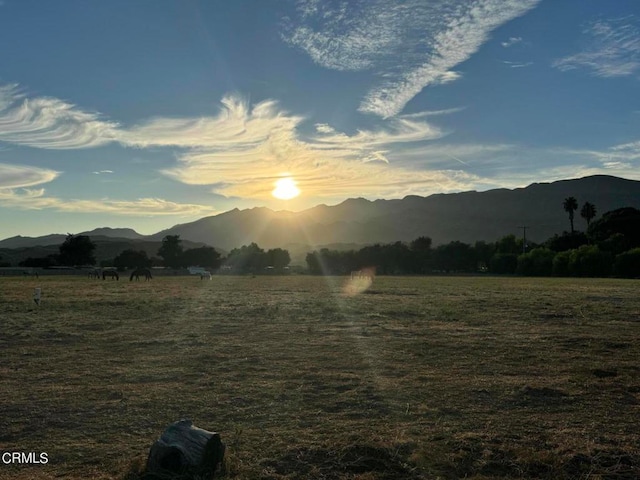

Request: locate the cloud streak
(0, 162), (59, 189)
(554, 17), (640, 77)
(0, 84), (118, 149)
(283, 0), (540, 118)
(0, 188), (218, 216)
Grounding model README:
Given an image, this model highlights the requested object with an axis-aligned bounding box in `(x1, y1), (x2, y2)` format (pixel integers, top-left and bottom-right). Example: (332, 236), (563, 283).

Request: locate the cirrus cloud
(0, 187), (218, 216)
(0, 162), (59, 188)
(283, 0), (541, 118)
(0, 84), (118, 149)
(554, 17), (640, 77)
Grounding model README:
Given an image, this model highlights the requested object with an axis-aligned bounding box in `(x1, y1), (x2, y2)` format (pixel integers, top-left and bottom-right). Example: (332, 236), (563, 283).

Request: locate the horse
(130, 268), (152, 281)
(88, 268), (102, 279)
(102, 269), (119, 280)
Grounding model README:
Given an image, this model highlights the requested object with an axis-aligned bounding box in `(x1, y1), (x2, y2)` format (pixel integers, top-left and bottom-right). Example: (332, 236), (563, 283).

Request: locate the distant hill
(79, 227), (144, 240)
(2, 176), (640, 264)
(150, 175), (640, 250)
(0, 227), (144, 249)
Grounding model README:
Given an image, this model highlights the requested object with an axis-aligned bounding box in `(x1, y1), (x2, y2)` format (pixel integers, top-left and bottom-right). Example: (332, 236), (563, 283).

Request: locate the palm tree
(563, 197), (578, 233)
(580, 201), (596, 228)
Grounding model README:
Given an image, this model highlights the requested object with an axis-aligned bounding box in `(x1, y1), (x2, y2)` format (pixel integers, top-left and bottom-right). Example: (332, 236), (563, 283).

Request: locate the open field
(1, 275), (640, 479)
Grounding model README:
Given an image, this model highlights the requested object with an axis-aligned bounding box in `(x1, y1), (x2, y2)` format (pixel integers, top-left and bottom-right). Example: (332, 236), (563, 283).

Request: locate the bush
(517, 248), (555, 276)
(552, 251), (572, 276)
(489, 253), (518, 274)
(613, 248), (640, 278)
(568, 245), (613, 277)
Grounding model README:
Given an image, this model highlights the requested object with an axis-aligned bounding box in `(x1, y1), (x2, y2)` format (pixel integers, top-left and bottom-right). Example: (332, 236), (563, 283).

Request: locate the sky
(1, 0), (640, 239)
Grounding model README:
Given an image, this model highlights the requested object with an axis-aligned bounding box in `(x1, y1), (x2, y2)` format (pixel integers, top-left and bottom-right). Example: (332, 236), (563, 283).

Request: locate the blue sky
(1, 0), (639, 239)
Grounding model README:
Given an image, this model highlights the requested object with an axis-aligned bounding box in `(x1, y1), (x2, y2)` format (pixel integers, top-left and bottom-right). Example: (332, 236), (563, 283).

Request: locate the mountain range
(2, 175), (640, 265)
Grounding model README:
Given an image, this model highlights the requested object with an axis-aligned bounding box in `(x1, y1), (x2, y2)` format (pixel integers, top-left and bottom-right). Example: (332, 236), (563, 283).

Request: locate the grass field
(1, 275), (640, 479)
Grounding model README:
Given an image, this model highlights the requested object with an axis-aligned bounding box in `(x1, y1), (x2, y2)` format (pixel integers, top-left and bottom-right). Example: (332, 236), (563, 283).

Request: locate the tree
(588, 207), (640, 249)
(563, 197), (578, 234)
(19, 256), (58, 268)
(58, 234), (96, 266)
(516, 248), (555, 276)
(182, 246), (222, 269)
(495, 234), (521, 255)
(410, 236), (433, 273)
(580, 201), (596, 228)
(545, 231), (588, 252)
(613, 248), (640, 278)
(158, 235), (184, 269)
(265, 248), (291, 271)
(225, 243), (267, 273)
(113, 249), (152, 271)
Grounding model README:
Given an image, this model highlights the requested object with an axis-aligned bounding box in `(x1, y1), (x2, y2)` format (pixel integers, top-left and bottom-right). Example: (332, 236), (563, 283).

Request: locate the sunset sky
(1, 0), (639, 239)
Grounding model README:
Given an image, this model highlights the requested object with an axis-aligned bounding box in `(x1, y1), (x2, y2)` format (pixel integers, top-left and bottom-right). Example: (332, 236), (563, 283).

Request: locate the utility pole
(518, 226), (528, 254)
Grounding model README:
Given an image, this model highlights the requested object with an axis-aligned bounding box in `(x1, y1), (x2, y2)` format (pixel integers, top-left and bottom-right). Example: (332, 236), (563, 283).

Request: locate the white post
(33, 287), (41, 305)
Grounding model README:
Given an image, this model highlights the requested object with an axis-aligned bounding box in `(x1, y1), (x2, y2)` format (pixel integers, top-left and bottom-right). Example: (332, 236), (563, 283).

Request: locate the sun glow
(272, 177), (300, 200)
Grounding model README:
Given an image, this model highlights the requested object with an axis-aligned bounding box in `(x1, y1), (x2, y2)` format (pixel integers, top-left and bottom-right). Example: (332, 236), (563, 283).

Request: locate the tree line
(16, 234), (291, 274)
(10, 201), (640, 278)
(306, 204), (640, 278)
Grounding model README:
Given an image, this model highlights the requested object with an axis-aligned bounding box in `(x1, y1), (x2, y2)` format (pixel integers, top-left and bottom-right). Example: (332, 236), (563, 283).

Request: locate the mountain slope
(150, 175), (640, 249)
(2, 175), (640, 253)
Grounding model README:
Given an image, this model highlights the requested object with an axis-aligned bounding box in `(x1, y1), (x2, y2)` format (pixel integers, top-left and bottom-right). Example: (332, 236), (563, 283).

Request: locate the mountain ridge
(2, 175), (639, 253)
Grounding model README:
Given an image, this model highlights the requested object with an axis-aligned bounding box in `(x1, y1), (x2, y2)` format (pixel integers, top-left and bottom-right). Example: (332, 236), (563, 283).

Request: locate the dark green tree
(410, 236), (432, 273)
(225, 243), (267, 273)
(563, 197), (578, 234)
(182, 246), (222, 269)
(265, 248), (291, 270)
(588, 207), (640, 249)
(495, 234), (521, 255)
(614, 248), (640, 278)
(580, 201), (596, 228)
(20, 256), (58, 268)
(158, 235), (184, 268)
(58, 234), (96, 266)
(113, 249), (152, 271)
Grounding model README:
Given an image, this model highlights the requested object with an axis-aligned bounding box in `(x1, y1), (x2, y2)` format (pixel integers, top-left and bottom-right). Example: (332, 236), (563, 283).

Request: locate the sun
(272, 177), (300, 200)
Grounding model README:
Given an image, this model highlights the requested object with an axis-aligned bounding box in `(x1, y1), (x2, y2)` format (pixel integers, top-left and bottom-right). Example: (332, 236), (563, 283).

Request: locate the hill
(2, 176), (640, 262)
(150, 175), (640, 250)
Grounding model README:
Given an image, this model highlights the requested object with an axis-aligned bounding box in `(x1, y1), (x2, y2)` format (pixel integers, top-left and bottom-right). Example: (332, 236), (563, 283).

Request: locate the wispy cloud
(92, 170), (114, 175)
(502, 36), (523, 48)
(0, 188), (217, 216)
(158, 95), (469, 199)
(0, 162), (59, 189)
(554, 17), (640, 77)
(0, 84), (118, 149)
(502, 60), (533, 68)
(283, 0), (540, 118)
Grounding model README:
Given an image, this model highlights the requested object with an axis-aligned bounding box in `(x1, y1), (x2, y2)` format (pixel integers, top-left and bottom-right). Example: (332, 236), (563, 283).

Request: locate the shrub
(552, 250), (572, 276)
(517, 248), (555, 276)
(613, 248), (640, 278)
(568, 245), (612, 277)
(489, 253), (518, 274)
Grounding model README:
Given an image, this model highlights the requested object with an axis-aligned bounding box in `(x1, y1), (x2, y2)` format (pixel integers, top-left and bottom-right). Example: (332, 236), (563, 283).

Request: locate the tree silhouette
(580, 201), (596, 228)
(158, 235), (184, 268)
(114, 249), (152, 270)
(58, 234), (96, 266)
(563, 197), (578, 233)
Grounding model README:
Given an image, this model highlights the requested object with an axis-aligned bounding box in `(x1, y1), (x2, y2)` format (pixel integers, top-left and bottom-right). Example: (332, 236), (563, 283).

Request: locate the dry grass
(1, 275), (640, 479)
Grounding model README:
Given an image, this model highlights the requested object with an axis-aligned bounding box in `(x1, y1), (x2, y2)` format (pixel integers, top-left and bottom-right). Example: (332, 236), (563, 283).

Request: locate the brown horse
(102, 269), (119, 280)
(130, 268), (152, 281)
